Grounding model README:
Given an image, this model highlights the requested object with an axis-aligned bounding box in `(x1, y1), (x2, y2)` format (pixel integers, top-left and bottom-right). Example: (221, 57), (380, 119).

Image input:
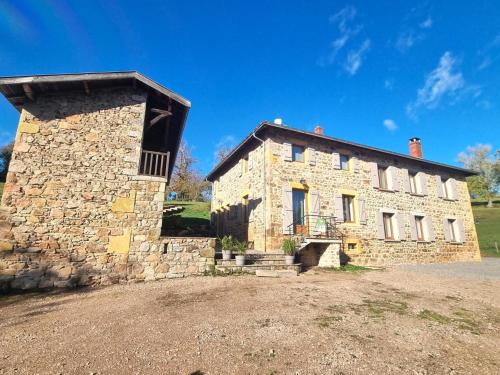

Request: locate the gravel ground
(400, 257), (500, 280)
(1, 263), (499, 375)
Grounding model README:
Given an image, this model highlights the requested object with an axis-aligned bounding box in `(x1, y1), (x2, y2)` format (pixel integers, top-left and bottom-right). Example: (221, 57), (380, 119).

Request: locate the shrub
(282, 238), (297, 255)
(220, 235), (233, 251)
(232, 239), (247, 255)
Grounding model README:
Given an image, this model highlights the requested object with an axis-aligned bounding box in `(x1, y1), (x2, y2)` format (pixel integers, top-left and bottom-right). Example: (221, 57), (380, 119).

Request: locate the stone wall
(212, 127), (481, 266)
(0, 88), (213, 290)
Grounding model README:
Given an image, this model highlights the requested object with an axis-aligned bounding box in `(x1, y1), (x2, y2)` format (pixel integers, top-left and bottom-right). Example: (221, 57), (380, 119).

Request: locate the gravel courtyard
(1, 260), (499, 375)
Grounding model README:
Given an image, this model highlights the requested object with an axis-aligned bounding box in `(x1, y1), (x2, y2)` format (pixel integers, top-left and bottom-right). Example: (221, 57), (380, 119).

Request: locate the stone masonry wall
(0, 88), (212, 290)
(212, 127), (480, 266)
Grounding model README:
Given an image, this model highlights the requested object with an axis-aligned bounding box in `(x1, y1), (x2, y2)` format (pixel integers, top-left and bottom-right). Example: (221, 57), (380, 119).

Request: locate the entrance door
(292, 189), (307, 235)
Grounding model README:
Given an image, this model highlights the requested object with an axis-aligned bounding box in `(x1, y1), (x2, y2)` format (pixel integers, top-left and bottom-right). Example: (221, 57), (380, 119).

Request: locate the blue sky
(0, 0), (499, 175)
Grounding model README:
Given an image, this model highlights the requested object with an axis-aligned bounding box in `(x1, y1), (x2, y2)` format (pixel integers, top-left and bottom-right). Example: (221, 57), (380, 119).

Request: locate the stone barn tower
(0, 72), (216, 289)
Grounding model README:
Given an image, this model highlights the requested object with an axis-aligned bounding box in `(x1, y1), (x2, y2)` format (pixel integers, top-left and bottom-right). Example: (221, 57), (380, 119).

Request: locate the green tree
(0, 142), (14, 182)
(458, 144), (499, 208)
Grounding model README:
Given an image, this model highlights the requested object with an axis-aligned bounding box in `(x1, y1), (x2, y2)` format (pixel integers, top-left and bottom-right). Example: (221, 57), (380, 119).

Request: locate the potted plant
(233, 239), (247, 266)
(282, 238), (297, 265)
(220, 235), (233, 261)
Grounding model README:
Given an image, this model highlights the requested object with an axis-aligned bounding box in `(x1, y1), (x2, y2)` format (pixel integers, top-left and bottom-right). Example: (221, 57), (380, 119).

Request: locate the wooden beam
(83, 81), (90, 95)
(149, 107), (173, 127)
(22, 84), (35, 101)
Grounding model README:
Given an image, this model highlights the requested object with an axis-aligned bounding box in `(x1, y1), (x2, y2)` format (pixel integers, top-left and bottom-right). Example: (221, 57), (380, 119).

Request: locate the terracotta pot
(235, 255), (245, 266)
(285, 255), (295, 265)
(222, 250), (232, 260)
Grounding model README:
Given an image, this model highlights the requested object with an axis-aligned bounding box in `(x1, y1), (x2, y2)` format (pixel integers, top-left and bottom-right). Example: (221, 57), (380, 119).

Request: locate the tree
(170, 141), (210, 201)
(214, 143), (232, 164)
(0, 142), (14, 182)
(458, 144), (500, 208)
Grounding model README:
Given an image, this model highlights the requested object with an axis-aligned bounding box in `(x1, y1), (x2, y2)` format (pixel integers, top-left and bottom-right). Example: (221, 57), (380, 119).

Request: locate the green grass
(330, 264), (372, 272)
(472, 205), (500, 257)
(162, 200), (211, 236)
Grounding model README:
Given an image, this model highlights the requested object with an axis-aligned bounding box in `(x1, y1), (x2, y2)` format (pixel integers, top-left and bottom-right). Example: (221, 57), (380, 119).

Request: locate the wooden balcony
(139, 150), (170, 178)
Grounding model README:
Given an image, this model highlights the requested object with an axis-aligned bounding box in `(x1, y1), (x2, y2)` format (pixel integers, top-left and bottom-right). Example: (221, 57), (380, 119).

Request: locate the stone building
(0, 72), (215, 290)
(206, 120), (481, 267)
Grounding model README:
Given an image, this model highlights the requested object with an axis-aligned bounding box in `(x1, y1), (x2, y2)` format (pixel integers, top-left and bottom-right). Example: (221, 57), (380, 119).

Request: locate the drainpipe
(252, 132), (267, 252)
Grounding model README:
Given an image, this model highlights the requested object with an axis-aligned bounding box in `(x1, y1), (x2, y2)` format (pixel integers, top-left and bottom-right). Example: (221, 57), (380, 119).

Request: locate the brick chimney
(409, 137), (423, 158)
(314, 125), (324, 135)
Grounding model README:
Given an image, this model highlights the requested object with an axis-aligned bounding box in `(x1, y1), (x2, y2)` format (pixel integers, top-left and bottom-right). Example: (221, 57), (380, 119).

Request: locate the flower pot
(285, 255), (295, 265)
(235, 255), (245, 266)
(222, 250), (232, 260)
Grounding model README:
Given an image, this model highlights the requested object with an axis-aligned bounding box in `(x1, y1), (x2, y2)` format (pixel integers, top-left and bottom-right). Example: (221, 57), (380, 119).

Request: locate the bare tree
(0, 142), (14, 182)
(214, 143), (232, 163)
(170, 141), (209, 201)
(458, 144), (500, 208)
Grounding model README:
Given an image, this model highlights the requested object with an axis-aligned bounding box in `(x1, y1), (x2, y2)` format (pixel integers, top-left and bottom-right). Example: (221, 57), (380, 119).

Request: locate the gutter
(252, 131), (267, 252)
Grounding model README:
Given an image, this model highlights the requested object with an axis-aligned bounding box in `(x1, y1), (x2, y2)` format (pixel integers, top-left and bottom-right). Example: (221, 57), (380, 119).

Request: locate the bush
(220, 235), (233, 251)
(232, 239), (247, 255)
(282, 238), (297, 255)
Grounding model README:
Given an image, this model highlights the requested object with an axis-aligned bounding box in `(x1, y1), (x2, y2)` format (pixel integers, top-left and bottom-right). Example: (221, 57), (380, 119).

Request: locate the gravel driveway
(400, 257), (500, 280)
(1, 263), (499, 374)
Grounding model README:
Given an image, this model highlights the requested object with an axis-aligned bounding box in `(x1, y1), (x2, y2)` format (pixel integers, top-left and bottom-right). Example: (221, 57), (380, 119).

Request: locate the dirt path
(1, 264), (499, 374)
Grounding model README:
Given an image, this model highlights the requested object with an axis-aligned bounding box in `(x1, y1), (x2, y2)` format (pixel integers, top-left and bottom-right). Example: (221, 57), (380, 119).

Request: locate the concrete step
(215, 253), (288, 262)
(256, 269), (299, 277)
(216, 259), (296, 266)
(215, 263), (301, 275)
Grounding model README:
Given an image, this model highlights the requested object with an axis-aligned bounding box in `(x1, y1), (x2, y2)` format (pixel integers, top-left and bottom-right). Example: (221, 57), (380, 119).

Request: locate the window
(347, 242), (357, 252)
(292, 145), (305, 162)
(378, 166), (389, 190)
(340, 154), (350, 170)
(448, 219), (457, 242)
(383, 213), (395, 240)
(415, 215), (425, 241)
(409, 172), (418, 194)
(242, 195), (249, 223)
(342, 195), (355, 223)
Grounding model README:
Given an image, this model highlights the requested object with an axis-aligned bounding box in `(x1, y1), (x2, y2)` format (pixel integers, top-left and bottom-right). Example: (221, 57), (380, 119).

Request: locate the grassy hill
(472, 204), (500, 257)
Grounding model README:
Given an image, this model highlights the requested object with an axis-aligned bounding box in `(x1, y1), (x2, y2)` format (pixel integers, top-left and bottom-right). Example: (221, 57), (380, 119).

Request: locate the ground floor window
(415, 215), (425, 241)
(342, 195), (355, 223)
(383, 212), (395, 240)
(447, 219), (457, 242)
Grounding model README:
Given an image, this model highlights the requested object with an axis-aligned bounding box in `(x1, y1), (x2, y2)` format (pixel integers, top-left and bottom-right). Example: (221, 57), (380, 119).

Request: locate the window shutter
(397, 213), (406, 241)
(352, 157), (360, 173)
(309, 190), (320, 232)
(370, 162), (379, 188)
(457, 218), (465, 243)
(390, 166), (399, 191)
(443, 218), (451, 242)
(435, 176), (443, 198)
(334, 195), (344, 223)
(248, 193), (254, 222)
(376, 211), (385, 239)
(282, 186), (293, 234)
(358, 197), (366, 224)
(418, 172), (428, 195)
(283, 142), (292, 162)
(409, 215), (417, 241)
(449, 178), (458, 200)
(332, 152), (341, 169)
(402, 169), (410, 193)
(425, 217), (435, 241)
(248, 152), (253, 170)
(308, 147), (316, 166)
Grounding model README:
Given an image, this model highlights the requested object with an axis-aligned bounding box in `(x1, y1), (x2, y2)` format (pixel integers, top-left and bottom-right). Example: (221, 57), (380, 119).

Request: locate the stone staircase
(214, 251), (301, 275)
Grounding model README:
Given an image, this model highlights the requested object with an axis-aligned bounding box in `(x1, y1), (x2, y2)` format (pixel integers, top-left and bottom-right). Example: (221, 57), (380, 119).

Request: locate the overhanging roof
(0, 71), (191, 110)
(206, 121), (477, 181)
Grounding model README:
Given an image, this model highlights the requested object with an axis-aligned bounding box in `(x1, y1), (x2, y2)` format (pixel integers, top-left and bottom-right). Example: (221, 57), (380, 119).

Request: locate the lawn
(162, 200), (211, 236)
(472, 205), (500, 257)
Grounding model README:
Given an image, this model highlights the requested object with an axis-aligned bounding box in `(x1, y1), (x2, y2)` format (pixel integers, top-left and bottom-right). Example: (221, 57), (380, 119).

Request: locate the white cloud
(419, 17), (433, 29)
(383, 119), (398, 131)
(344, 39), (371, 75)
(319, 5), (369, 74)
(477, 34), (500, 70)
(407, 51), (466, 117)
(384, 79), (394, 90)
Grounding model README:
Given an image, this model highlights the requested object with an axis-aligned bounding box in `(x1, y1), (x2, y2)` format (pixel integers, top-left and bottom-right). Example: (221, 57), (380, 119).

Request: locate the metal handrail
(284, 214), (343, 241)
